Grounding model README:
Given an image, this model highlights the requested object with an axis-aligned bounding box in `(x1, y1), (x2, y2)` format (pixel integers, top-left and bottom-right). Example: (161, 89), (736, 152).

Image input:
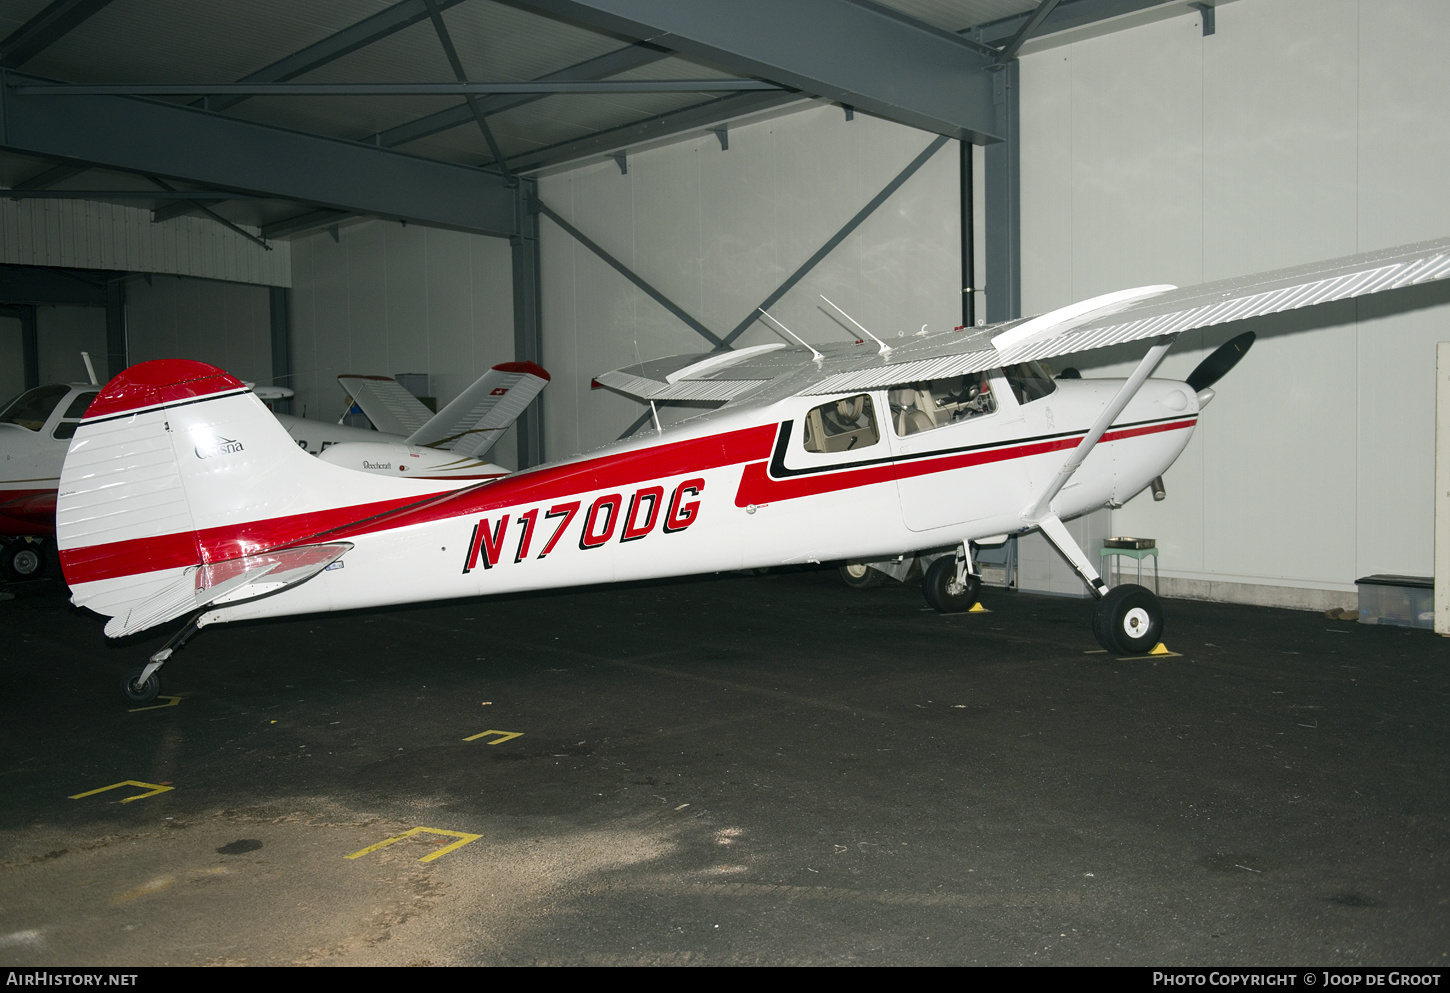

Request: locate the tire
(1093, 584), (1164, 655)
(839, 562), (885, 589)
(2, 541), (44, 581)
(123, 668), (161, 706)
(922, 556), (981, 613)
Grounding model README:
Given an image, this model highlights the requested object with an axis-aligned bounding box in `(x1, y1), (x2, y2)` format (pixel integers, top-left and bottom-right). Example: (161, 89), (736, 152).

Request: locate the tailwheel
(123, 667), (161, 706)
(923, 555), (981, 613)
(1093, 584), (1164, 655)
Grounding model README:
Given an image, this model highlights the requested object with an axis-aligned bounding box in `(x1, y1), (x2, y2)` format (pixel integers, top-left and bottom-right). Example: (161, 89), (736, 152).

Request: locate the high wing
(593, 236), (1450, 402)
(404, 361), (549, 458)
(336, 374), (433, 437)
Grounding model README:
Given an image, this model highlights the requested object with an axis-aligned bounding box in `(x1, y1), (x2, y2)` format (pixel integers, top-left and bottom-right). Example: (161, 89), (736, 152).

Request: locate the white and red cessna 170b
(53, 238), (1450, 703)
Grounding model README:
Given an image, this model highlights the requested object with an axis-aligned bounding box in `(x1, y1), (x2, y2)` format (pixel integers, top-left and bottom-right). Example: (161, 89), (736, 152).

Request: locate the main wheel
(839, 562), (885, 589)
(123, 668), (161, 706)
(1093, 584), (1164, 655)
(2, 541), (44, 580)
(923, 556), (981, 613)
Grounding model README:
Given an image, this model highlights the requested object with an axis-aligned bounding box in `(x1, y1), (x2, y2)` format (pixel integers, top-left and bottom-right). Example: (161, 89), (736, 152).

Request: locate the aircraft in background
(50, 237), (1450, 703)
(0, 361), (547, 579)
(275, 363), (548, 481)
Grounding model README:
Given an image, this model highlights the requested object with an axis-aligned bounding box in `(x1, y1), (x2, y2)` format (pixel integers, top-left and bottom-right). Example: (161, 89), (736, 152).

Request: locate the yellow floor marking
(463, 729), (523, 744)
(70, 780), (174, 803)
(346, 827), (482, 863)
(110, 875), (176, 905)
(127, 695), (181, 713)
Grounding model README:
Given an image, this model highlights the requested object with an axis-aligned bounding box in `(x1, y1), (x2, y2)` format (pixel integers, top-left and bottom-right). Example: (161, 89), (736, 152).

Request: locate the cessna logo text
(194, 436), (243, 459)
(462, 478), (704, 573)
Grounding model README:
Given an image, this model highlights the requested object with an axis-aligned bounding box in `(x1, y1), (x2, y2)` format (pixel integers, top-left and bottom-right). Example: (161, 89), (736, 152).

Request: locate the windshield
(1002, 361), (1058, 405)
(0, 384), (69, 431)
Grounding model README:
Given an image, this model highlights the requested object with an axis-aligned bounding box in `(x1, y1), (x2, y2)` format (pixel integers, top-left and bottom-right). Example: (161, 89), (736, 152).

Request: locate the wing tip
(492, 361), (550, 381)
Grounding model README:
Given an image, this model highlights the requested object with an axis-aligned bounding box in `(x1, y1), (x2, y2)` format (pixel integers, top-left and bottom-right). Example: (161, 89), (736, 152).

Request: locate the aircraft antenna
(81, 351), (98, 386)
(757, 308), (822, 361)
(820, 295), (891, 357)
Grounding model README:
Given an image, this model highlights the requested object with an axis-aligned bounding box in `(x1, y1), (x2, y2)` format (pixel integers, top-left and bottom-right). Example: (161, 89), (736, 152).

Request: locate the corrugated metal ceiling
(0, 0), (1051, 238)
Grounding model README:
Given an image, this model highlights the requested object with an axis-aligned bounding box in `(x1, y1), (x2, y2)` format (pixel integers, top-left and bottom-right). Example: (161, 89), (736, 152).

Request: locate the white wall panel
(35, 306), (104, 385)
(0, 199), (290, 287)
(287, 220), (516, 465)
(126, 276), (272, 389)
(1021, 0), (1450, 601)
(1357, 2), (1450, 250)
(698, 119), (776, 343)
(1354, 283), (1450, 578)
(0, 315), (25, 401)
(1202, 0), (1360, 279)
(539, 105), (961, 459)
(1073, 16), (1205, 300)
(1021, 50), (1074, 313)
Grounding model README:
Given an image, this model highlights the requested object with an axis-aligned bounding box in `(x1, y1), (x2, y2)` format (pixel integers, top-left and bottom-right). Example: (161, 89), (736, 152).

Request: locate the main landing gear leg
(1035, 514), (1165, 655)
(123, 611), (205, 705)
(923, 542), (982, 613)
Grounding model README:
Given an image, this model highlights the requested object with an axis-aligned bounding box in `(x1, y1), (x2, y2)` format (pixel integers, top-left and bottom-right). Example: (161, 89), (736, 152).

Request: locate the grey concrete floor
(0, 568), (1447, 966)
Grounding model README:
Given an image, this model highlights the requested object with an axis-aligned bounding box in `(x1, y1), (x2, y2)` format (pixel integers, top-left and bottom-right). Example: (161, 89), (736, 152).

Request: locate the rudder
(58, 360), (404, 635)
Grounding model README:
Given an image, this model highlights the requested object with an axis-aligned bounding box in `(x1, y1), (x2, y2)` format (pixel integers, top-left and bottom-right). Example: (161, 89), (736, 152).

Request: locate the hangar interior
(2, 0), (1446, 612)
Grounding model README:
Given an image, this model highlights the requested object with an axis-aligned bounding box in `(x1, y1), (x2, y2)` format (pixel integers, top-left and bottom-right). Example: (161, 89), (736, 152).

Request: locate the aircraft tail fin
(57, 360), (375, 636)
(405, 361), (549, 458)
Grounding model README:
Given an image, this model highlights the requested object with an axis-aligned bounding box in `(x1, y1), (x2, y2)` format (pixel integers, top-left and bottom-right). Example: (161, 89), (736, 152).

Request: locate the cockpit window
(49, 391), (98, 440)
(0, 385), (69, 432)
(802, 394), (879, 453)
(1003, 361), (1057, 405)
(889, 374), (996, 436)
(62, 391), (97, 419)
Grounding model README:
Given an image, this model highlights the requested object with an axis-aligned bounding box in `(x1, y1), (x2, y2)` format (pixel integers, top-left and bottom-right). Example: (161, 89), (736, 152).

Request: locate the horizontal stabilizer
(102, 543), (351, 639)
(337, 375), (433, 437)
(406, 361), (550, 458)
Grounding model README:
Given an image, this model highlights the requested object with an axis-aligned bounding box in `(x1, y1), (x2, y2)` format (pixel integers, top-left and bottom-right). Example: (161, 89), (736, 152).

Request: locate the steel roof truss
(0, 70), (518, 237)
(504, 0), (1001, 142)
(0, 0), (116, 69)
(204, 0), (469, 114)
(371, 41), (669, 149)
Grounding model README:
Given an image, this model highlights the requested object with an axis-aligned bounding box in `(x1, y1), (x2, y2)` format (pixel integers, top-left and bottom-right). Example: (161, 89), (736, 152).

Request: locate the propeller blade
(1186, 331), (1255, 392)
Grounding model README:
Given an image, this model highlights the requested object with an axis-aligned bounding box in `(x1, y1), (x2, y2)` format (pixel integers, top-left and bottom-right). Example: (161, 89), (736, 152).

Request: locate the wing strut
(1036, 513), (1109, 599)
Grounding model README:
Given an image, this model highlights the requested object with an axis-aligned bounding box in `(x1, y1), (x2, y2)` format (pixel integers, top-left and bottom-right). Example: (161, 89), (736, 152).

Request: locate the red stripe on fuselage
(0, 487), (58, 536)
(61, 424), (778, 585)
(316, 424), (778, 542)
(60, 495), (428, 584)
